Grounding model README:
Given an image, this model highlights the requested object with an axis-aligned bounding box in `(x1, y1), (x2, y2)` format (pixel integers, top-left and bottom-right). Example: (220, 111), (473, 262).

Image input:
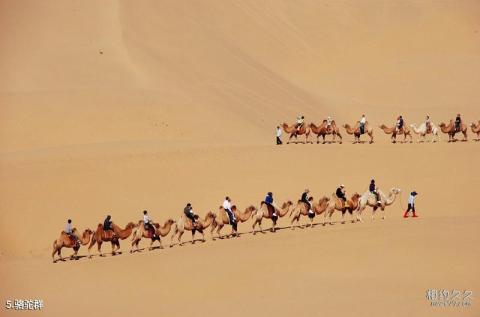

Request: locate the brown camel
(471, 121), (480, 141)
(170, 211), (217, 246)
(439, 120), (468, 142)
(211, 205), (257, 238)
(379, 124), (412, 143)
(309, 121), (343, 144)
(289, 196), (330, 228)
(131, 219), (176, 252)
(281, 123), (312, 144)
(343, 122), (374, 144)
(88, 222), (136, 258)
(52, 228), (93, 262)
(324, 193), (361, 225)
(251, 201), (293, 234)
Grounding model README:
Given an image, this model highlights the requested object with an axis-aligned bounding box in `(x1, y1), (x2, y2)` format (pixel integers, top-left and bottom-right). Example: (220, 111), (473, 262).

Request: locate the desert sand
(0, 1), (479, 316)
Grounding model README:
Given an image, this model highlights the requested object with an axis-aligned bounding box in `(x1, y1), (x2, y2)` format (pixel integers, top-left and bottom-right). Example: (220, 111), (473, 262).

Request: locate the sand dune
(0, 0), (479, 316)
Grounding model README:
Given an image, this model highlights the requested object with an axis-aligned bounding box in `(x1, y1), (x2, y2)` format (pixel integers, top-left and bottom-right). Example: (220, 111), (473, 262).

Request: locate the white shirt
(223, 200), (231, 211)
(408, 194), (416, 205)
(65, 223), (72, 234)
(360, 117), (366, 124)
(327, 117), (332, 124)
(276, 128), (282, 137)
(143, 214), (151, 224)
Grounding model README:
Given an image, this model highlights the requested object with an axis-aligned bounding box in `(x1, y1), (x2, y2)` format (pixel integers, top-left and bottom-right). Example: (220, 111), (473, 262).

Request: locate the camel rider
(184, 203), (197, 227)
(265, 192), (277, 217)
(223, 196), (237, 225)
(396, 115), (404, 133)
(295, 115), (305, 132)
(455, 114), (462, 132)
(359, 114), (366, 134)
(369, 179), (380, 206)
(425, 115), (432, 132)
(103, 215), (117, 239)
(65, 219), (80, 246)
(326, 116), (333, 131)
(143, 210), (156, 236)
(301, 189), (313, 215)
(336, 185), (346, 207)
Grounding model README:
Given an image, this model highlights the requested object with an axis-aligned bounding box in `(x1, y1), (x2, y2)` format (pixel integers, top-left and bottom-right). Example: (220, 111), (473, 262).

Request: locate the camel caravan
(52, 182), (406, 263)
(279, 114), (479, 144)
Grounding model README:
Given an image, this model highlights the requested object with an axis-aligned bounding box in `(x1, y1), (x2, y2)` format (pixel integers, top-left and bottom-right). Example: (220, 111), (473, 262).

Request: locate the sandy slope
(0, 0), (479, 316)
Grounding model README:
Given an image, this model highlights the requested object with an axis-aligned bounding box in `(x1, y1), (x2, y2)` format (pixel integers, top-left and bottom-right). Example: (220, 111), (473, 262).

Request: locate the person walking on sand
(403, 191), (418, 218)
(276, 126), (282, 145)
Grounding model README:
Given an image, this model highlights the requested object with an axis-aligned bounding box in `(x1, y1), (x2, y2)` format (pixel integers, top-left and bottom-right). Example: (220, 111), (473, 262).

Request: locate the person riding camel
(455, 114), (462, 132)
(326, 116), (333, 132)
(103, 215), (117, 239)
(222, 196), (237, 229)
(184, 203), (198, 228)
(295, 115), (305, 133)
(369, 179), (381, 206)
(265, 192), (277, 217)
(396, 115), (404, 134)
(64, 219), (80, 246)
(335, 185), (346, 208)
(359, 114), (366, 134)
(301, 189), (313, 215)
(143, 210), (156, 237)
(425, 115), (432, 133)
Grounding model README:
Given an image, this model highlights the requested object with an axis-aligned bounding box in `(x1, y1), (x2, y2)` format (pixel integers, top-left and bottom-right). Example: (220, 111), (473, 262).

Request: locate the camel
(281, 123), (311, 144)
(470, 121), (480, 141)
(88, 222), (136, 258)
(439, 120), (467, 142)
(357, 187), (402, 222)
(379, 124), (412, 143)
(309, 121), (343, 144)
(324, 193), (361, 225)
(170, 211), (217, 246)
(251, 201), (293, 234)
(52, 228), (93, 262)
(211, 205), (257, 238)
(131, 219), (176, 252)
(289, 196), (330, 228)
(410, 122), (440, 143)
(343, 122), (374, 144)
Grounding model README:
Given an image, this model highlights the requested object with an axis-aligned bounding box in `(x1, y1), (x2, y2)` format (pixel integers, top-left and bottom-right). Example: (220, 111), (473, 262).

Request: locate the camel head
(391, 187), (401, 195)
(351, 193), (361, 200)
(206, 211), (216, 219)
(125, 222), (137, 229)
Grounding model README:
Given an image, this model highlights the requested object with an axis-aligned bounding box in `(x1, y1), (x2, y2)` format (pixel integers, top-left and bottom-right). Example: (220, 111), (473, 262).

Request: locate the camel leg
(87, 237), (96, 258)
(382, 207), (387, 220)
(178, 230), (184, 245)
(372, 207), (377, 220)
(97, 241), (103, 257)
(341, 211), (345, 224)
(216, 223), (224, 238)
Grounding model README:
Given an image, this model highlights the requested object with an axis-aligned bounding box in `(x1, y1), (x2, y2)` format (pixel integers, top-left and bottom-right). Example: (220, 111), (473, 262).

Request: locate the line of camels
(281, 119), (480, 144)
(52, 187), (403, 263)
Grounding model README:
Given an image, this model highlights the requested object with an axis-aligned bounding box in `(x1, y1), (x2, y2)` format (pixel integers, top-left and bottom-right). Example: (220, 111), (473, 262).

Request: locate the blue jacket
(265, 195), (273, 204)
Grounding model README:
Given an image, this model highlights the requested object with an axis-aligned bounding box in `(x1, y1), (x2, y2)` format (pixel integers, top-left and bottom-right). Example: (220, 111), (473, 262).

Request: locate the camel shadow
(53, 254), (89, 263)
